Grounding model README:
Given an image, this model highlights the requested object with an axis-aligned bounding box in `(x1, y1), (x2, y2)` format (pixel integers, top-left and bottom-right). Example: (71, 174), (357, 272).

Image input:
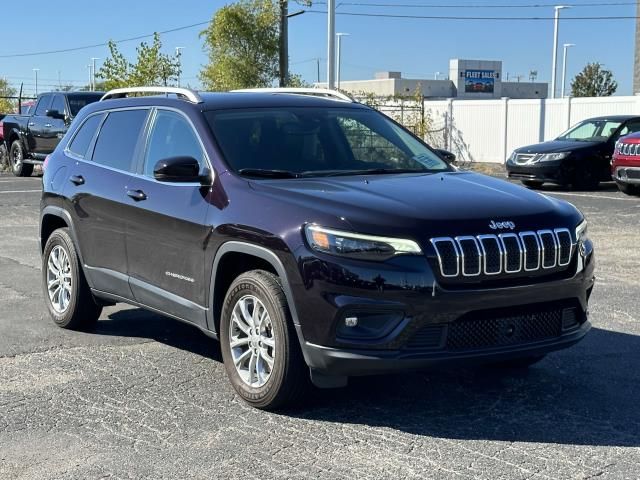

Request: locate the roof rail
(100, 86), (203, 104)
(231, 87), (354, 103)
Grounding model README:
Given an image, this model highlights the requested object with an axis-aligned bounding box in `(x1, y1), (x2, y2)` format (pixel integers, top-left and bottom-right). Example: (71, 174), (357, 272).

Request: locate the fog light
(344, 317), (358, 327)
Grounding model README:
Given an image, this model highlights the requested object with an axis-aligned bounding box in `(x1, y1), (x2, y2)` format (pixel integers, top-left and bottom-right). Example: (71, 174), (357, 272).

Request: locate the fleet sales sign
(462, 70), (499, 94)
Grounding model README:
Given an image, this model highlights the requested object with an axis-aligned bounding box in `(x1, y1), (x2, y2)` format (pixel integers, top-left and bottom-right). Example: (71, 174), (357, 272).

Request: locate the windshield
(206, 107), (450, 177)
(556, 119), (623, 142)
(67, 94), (102, 116)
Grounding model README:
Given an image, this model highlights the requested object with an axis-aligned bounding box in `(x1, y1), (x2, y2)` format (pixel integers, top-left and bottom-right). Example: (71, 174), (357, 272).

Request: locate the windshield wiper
(238, 168), (301, 178)
(306, 168), (430, 177)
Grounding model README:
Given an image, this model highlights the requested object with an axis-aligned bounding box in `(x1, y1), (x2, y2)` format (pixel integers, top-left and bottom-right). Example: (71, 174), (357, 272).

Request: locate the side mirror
(46, 109), (65, 120)
(154, 156), (206, 183)
(435, 148), (456, 163)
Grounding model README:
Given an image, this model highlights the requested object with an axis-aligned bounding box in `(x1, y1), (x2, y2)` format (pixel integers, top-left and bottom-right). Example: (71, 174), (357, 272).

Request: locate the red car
(612, 133), (640, 196)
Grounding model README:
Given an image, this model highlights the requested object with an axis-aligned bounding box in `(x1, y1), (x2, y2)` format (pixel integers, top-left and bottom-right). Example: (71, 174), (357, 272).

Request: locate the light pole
(551, 5), (569, 99)
(327, 0), (336, 89)
(91, 57), (100, 91)
(336, 33), (350, 90)
(33, 68), (39, 96)
(561, 43), (575, 98)
(279, 5), (305, 87)
(175, 47), (185, 87)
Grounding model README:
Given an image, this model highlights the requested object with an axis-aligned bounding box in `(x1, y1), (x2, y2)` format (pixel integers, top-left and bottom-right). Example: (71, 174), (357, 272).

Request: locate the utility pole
(91, 58), (100, 91)
(561, 43), (575, 98)
(551, 5), (569, 99)
(175, 47), (185, 87)
(279, 1), (289, 87)
(336, 33), (350, 90)
(33, 68), (39, 96)
(327, 0), (336, 89)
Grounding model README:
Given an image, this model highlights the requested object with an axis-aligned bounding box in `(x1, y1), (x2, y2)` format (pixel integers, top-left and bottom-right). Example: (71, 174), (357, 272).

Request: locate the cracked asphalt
(0, 172), (639, 479)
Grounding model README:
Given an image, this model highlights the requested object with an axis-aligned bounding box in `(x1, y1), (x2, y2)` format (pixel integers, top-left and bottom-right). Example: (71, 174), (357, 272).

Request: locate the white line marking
(0, 189), (41, 194)
(546, 191), (638, 202)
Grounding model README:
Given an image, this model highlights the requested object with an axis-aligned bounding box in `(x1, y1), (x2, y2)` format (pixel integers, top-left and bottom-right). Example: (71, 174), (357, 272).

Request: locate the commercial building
(322, 58), (548, 100)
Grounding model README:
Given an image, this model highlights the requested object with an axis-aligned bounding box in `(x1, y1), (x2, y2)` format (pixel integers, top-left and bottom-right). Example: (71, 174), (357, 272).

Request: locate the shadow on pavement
(93, 311), (639, 447)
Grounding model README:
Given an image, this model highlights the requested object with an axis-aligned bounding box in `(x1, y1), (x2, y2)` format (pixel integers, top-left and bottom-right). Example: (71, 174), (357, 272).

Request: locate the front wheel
(572, 167), (599, 190)
(9, 140), (33, 177)
(42, 228), (102, 330)
(220, 270), (308, 410)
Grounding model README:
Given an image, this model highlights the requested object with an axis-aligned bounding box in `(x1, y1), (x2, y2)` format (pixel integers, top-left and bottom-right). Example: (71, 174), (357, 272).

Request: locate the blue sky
(0, 0), (636, 97)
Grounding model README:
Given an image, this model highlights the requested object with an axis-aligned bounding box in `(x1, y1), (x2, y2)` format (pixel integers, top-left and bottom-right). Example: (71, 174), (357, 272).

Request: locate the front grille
(431, 228), (574, 280)
(446, 309), (563, 351)
(515, 153), (538, 165)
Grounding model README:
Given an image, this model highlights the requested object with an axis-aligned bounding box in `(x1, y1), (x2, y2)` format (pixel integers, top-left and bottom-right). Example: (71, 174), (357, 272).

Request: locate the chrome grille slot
(478, 235), (502, 275)
(519, 231), (541, 271)
(538, 230), (558, 269)
(554, 228), (572, 266)
(430, 227), (575, 279)
(499, 233), (522, 273)
(455, 236), (482, 276)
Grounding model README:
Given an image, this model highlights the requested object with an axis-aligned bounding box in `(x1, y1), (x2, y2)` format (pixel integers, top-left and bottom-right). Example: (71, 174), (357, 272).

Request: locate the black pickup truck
(2, 92), (102, 176)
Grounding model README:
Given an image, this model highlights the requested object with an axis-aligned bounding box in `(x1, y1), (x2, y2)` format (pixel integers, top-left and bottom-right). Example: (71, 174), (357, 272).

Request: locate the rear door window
(143, 110), (205, 177)
(67, 114), (104, 158)
(92, 109), (149, 172)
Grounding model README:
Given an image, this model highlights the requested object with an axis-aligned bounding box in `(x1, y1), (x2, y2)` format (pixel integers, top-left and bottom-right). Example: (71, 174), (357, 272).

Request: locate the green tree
(571, 62), (617, 97)
(97, 33), (181, 90)
(0, 78), (17, 113)
(199, 1), (311, 91)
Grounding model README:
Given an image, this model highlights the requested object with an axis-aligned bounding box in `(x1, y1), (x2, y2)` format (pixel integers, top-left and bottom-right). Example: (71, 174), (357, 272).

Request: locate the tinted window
(68, 94), (102, 116)
(144, 110), (205, 177)
(92, 110), (148, 171)
(34, 95), (52, 116)
(50, 95), (66, 115)
(206, 107), (448, 176)
(68, 114), (103, 158)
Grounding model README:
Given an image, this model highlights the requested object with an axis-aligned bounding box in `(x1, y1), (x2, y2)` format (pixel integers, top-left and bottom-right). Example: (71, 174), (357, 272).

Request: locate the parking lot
(0, 172), (638, 479)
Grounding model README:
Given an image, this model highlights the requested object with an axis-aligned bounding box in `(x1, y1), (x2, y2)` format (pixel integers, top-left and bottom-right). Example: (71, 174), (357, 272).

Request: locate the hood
(515, 139), (602, 154)
(249, 171), (581, 239)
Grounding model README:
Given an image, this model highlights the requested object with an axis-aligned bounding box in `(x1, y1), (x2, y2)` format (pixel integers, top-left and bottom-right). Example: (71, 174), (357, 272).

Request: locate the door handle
(69, 175), (85, 186)
(44, 123), (52, 128)
(126, 189), (147, 201)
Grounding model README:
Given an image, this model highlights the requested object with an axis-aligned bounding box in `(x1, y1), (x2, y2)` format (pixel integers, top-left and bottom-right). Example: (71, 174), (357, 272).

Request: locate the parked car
(506, 115), (640, 190)
(2, 91), (103, 177)
(612, 133), (640, 196)
(40, 87), (594, 410)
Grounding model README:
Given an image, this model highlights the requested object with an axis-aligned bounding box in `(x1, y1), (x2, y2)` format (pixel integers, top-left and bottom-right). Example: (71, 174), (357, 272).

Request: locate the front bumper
(506, 162), (567, 184)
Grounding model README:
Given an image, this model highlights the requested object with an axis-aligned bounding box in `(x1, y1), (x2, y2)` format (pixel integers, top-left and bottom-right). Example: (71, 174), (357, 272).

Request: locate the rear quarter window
(67, 114), (104, 158)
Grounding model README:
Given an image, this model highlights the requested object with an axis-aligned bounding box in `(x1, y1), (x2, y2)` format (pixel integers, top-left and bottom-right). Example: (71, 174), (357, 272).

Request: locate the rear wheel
(521, 180), (543, 189)
(616, 182), (640, 196)
(42, 228), (102, 330)
(220, 270), (308, 410)
(9, 140), (33, 177)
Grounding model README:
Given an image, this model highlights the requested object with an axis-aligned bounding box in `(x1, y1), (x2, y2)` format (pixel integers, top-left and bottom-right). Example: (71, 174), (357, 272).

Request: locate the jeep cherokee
(40, 87), (595, 409)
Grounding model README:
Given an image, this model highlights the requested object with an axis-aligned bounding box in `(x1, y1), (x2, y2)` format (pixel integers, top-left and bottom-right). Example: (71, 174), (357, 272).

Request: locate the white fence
(421, 96), (640, 164)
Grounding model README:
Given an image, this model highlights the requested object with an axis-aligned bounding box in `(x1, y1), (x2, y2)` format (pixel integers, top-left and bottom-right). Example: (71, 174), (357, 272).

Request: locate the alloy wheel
(229, 295), (276, 388)
(47, 245), (73, 313)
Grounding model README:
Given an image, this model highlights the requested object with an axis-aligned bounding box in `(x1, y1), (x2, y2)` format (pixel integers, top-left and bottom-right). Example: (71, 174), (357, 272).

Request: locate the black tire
(220, 270), (308, 410)
(521, 180), (543, 189)
(491, 354), (546, 370)
(0, 143), (8, 169)
(616, 182), (640, 196)
(572, 166), (599, 190)
(42, 228), (102, 330)
(9, 140), (33, 177)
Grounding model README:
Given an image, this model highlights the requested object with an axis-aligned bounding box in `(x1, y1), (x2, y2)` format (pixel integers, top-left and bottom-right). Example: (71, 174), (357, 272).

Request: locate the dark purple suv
(40, 87), (595, 409)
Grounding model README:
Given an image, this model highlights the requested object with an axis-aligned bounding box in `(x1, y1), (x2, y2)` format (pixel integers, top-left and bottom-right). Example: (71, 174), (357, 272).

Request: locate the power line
(307, 9), (640, 19)
(319, 1), (637, 7)
(0, 20), (210, 59)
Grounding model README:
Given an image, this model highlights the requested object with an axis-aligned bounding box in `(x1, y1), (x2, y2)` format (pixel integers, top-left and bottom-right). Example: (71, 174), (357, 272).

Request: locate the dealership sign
(461, 70), (499, 94)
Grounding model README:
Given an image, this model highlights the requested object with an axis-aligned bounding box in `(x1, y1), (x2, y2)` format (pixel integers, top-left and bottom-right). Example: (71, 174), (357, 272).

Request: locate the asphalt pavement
(0, 172), (639, 479)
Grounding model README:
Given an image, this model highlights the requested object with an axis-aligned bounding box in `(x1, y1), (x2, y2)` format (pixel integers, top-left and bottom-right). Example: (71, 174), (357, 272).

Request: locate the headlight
(539, 152), (569, 162)
(506, 151), (516, 163)
(305, 225), (422, 261)
(576, 219), (588, 242)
